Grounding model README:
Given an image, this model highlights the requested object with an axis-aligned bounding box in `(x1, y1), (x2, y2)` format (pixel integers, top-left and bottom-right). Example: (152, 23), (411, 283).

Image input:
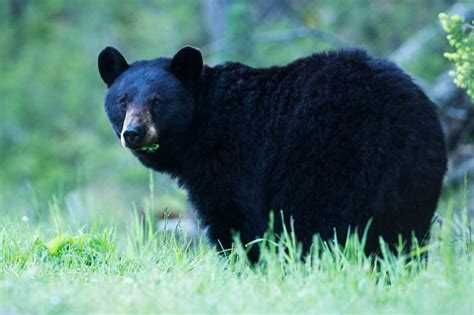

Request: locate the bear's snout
(120, 108), (158, 149)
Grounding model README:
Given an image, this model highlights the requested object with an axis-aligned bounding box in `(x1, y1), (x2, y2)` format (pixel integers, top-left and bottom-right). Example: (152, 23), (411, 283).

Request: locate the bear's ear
(169, 46), (203, 83)
(98, 47), (129, 87)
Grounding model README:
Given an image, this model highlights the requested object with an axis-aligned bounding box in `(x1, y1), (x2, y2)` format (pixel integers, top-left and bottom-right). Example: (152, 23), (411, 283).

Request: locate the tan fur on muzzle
(120, 107), (159, 148)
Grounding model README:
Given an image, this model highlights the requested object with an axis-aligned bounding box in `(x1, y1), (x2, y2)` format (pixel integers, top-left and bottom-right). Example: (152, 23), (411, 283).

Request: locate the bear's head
(98, 46), (203, 156)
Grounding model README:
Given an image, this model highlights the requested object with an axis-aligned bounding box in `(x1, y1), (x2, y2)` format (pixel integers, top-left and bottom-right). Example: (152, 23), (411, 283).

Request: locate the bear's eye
(119, 95), (128, 109)
(152, 96), (163, 106)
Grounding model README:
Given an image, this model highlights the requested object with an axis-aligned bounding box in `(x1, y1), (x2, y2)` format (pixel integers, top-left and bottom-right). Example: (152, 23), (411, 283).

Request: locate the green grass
(0, 189), (473, 314)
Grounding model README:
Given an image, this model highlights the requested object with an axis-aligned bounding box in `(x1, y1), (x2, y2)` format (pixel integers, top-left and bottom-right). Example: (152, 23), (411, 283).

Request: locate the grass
(0, 183), (473, 314)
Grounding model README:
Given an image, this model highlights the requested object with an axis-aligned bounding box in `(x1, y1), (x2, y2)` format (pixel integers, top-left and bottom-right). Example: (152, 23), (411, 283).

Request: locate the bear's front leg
(190, 190), (267, 263)
(205, 216), (264, 263)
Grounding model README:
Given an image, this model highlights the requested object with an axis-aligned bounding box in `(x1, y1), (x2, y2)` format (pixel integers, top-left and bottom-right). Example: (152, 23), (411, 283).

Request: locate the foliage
(440, 13), (474, 101)
(0, 193), (472, 314)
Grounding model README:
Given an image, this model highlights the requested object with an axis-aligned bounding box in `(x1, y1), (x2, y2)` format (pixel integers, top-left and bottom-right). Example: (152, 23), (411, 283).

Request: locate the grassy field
(1, 183), (473, 315)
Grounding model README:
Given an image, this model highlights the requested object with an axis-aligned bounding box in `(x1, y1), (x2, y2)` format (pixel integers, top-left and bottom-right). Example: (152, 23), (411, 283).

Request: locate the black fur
(99, 47), (447, 261)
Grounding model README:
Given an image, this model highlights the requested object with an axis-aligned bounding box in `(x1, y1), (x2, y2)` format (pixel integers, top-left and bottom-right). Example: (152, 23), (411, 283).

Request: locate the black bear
(98, 46), (447, 261)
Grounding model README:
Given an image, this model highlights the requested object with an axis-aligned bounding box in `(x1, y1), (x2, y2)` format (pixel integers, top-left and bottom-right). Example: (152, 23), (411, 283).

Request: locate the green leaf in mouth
(138, 144), (160, 153)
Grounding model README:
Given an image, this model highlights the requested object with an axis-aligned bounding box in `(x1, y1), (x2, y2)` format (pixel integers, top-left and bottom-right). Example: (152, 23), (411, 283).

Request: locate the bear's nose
(122, 124), (145, 148)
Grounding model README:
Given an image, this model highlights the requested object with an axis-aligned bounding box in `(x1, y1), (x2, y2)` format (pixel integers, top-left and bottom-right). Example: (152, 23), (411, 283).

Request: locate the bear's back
(196, 48), (444, 173)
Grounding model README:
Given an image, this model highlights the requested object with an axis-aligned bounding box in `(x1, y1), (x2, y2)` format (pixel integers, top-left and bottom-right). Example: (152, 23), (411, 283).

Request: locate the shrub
(439, 13), (474, 101)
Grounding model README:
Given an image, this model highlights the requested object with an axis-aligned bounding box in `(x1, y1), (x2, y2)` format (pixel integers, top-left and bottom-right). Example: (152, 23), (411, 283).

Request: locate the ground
(0, 185), (472, 314)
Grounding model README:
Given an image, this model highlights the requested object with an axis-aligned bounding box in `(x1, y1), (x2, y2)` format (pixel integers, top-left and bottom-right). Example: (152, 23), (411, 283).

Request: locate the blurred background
(0, 0), (473, 226)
